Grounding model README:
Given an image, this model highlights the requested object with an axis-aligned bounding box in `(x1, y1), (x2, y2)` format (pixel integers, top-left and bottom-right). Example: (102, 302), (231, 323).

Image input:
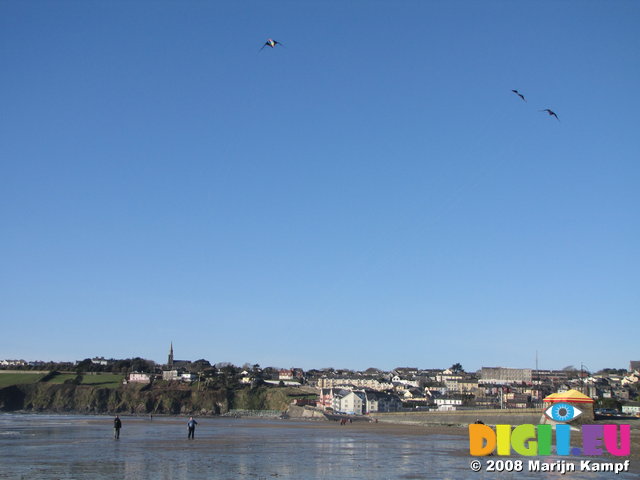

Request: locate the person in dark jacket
(113, 416), (122, 439)
(187, 417), (198, 439)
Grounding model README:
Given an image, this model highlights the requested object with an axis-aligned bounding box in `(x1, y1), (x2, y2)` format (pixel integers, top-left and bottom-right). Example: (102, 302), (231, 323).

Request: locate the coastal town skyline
(3, 352), (638, 418)
(2, 3), (638, 372)
(3, 345), (638, 375)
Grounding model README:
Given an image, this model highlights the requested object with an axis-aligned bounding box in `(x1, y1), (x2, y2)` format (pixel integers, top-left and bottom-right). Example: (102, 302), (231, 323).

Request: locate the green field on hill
(80, 374), (124, 388)
(0, 372), (45, 387)
(43, 374), (77, 384)
(0, 372), (124, 389)
(43, 373), (124, 388)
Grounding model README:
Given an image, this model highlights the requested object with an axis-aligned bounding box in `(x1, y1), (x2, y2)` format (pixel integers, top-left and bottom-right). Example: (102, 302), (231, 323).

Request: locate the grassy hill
(0, 374), (317, 415)
(0, 372), (45, 387)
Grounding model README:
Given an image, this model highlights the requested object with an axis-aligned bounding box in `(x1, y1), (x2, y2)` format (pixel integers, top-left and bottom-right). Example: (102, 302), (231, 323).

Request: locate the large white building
(317, 377), (393, 391)
(621, 402), (640, 415)
(321, 388), (402, 414)
(435, 397), (463, 411)
(332, 389), (366, 415)
(480, 367), (532, 384)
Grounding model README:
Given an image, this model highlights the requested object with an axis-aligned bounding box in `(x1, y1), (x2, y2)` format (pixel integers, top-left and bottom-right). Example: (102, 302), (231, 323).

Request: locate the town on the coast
(1, 346), (639, 418)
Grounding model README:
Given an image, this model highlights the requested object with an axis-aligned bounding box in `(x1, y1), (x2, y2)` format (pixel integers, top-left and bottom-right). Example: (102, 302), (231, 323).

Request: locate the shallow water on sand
(0, 413), (635, 479)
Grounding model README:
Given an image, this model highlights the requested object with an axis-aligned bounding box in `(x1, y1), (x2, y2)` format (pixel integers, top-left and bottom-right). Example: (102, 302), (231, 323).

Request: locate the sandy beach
(3, 413), (638, 479)
(84, 414), (640, 461)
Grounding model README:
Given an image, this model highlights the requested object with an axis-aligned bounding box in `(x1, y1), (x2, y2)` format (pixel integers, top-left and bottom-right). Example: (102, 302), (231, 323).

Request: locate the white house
(332, 389), (366, 415)
(621, 402), (640, 415)
(162, 370), (180, 381)
(435, 397), (463, 411)
(436, 369), (464, 383)
(264, 379), (301, 386)
(240, 370), (252, 384)
(128, 373), (152, 384)
(392, 378), (419, 391)
(622, 372), (639, 386)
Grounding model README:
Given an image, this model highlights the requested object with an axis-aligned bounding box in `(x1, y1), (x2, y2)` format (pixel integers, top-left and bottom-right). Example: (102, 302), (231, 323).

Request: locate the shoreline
(4, 411), (639, 463)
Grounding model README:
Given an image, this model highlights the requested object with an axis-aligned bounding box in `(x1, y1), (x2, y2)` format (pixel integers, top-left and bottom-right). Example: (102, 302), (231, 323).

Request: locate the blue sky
(1, 1), (638, 372)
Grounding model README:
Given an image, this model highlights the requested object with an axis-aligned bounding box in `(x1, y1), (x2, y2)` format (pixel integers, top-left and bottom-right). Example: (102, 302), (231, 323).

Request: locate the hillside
(0, 379), (316, 415)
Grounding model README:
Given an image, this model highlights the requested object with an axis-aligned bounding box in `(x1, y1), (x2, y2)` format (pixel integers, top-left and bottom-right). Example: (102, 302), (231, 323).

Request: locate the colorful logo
(469, 424), (630, 457)
(544, 402), (583, 422)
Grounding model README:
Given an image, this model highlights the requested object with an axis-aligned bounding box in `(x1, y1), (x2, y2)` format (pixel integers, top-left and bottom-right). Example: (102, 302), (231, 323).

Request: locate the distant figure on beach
(187, 417), (198, 439)
(113, 416), (122, 439)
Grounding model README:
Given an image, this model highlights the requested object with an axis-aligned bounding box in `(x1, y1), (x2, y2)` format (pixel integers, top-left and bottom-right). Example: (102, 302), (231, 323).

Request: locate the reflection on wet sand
(0, 414), (636, 480)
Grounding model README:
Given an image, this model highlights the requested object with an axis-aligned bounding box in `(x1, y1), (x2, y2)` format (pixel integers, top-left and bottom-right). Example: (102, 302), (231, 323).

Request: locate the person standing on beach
(113, 415), (122, 439)
(187, 417), (198, 439)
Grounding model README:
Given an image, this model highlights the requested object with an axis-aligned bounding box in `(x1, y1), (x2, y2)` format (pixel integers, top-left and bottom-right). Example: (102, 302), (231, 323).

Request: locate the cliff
(0, 383), (302, 415)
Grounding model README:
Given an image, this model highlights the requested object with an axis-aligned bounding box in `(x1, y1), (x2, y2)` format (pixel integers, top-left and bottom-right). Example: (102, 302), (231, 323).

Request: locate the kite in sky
(511, 89), (526, 102)
(540, 109), (559, 121)
(260, 39), (283, 51)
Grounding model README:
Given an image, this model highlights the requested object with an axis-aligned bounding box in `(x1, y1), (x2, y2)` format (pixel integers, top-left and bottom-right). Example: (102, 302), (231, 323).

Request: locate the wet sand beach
(2, 413), (638, 479)
(84, 413), (640, 461)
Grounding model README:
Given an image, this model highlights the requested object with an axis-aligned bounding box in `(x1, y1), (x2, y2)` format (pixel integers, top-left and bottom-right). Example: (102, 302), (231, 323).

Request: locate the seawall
(374, 409), (542, 426)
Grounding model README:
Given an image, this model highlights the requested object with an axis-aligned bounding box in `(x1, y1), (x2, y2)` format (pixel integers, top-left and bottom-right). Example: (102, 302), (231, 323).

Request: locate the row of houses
(126, 370), (199, 384)
(0, 360), (27, 367)
(116, 361), (640, 413)
(310, 365), (640, 412)
(318, 388), (403, 414)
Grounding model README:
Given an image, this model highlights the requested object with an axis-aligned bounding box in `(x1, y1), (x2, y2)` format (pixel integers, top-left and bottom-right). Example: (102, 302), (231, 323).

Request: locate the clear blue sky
(1, 1), (638, 372)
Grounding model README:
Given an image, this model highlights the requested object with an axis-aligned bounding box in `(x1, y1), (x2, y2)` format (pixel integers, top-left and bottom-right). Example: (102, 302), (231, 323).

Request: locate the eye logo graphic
(468, 423), (631, 457)
(544, 402), (583, 422)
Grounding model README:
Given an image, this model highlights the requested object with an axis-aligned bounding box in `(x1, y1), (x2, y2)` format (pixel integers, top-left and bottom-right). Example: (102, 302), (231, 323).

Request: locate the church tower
(168, 342), (174, 368)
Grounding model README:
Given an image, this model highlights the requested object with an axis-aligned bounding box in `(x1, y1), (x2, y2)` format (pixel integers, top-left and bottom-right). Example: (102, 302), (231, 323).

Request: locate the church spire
(168, 342), (174, 368)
